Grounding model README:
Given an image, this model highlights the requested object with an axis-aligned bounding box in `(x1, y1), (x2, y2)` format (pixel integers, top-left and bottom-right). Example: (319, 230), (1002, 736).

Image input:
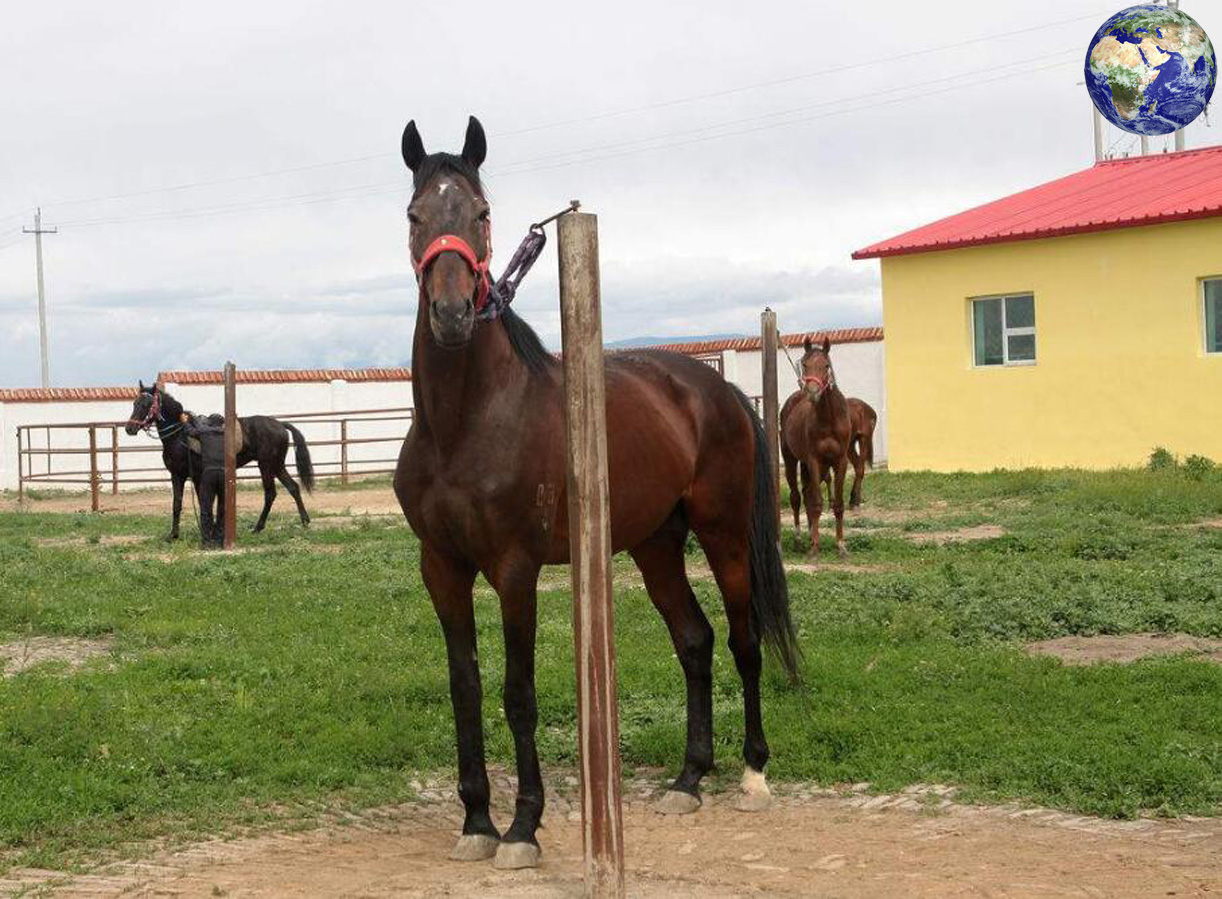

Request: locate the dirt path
(7, 780), (1219, 898)
(1, 485), (405, 518)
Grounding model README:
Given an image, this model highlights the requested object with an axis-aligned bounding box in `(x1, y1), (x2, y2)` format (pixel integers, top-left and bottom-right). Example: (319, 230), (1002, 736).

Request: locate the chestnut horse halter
(412, 220), (494, 315)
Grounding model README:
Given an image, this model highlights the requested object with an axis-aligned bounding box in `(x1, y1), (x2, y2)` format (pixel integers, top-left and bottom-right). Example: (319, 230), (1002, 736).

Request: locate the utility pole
(22, 208), (56, 389)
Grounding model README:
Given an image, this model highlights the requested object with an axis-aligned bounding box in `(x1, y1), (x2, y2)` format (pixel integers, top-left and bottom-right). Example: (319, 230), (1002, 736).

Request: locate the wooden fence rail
(15, 406), (415, 508)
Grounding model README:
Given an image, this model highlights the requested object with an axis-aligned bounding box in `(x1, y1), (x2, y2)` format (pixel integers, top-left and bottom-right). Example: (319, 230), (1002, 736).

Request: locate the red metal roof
(0, 387), (140, 403)
(853, 145), (1222, 260)
(622, 327), (883, 356)
(157, 367), (413, 385)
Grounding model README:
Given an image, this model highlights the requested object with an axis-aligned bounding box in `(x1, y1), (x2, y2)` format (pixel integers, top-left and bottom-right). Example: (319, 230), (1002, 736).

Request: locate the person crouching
(182, 413), (227, 548)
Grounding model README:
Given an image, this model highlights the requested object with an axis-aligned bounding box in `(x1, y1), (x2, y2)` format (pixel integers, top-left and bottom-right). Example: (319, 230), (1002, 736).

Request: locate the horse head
(402, 115), (490, 348)
(126, 380), (160, 435)
(800, 336), (835, 402)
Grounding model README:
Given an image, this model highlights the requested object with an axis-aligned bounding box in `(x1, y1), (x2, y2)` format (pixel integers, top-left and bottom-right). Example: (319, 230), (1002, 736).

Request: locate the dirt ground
(5, 777), (1219, 898)
(1, 485), (405, 518)
(0, 636), (114, 678)
(1025, 633), (1222, 666)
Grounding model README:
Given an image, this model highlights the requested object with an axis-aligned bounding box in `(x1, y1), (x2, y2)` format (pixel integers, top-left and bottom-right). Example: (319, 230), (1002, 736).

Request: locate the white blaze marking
(438, 182), (452, 195)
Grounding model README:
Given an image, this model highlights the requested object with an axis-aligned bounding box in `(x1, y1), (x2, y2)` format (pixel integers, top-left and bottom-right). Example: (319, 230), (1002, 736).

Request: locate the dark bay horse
(393, 116), (799, 870)
(780, 338), (852, 558)
(782, 392), (878, 523)
(125, 382), (315, 539)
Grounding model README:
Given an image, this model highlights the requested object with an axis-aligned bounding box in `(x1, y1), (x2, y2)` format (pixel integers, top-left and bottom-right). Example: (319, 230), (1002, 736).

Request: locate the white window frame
(971, 293), (1036, 368)
(1204, 277), (1222, 356)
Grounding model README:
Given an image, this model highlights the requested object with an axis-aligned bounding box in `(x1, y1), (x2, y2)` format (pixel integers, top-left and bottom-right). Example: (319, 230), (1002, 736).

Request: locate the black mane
(501, 308), (557, 375)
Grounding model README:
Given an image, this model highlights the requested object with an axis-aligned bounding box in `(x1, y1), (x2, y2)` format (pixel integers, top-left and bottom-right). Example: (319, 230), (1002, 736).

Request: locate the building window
(972, 294), (1035, 366)
(1206, 279), (1221, 354)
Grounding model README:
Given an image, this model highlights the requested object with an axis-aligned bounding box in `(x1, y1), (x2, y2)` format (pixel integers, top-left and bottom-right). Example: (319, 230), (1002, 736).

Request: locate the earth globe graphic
(1085, 4), (1216, 135)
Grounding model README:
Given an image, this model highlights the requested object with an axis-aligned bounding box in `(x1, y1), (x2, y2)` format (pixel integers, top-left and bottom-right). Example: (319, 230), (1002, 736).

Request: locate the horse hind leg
(276, 466), (310, 527)
(697, 530), (773, 812)
(848, 442), (865, 510)
(630, 512), (714, 815)
(252, 466), (276, 533)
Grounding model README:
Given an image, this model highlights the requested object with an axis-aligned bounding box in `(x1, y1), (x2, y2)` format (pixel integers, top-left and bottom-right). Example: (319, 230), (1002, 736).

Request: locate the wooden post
(88, 425), (100, 512)
(16, 429), (24, 505)
(223, 361), (238, 549)
(557, 211), (625, 899)
(111, 425), (120, 494)
(761, 309), (781, 536)
(340, 419), (349, 485)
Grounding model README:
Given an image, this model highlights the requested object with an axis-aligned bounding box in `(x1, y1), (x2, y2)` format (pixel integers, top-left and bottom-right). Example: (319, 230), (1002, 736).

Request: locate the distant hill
(605, 333), (746, 349)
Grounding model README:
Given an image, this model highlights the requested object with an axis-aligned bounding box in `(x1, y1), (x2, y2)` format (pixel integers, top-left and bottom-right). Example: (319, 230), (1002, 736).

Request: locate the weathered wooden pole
(223, 361), (238, 549)
(340, 419), (349, 485)
(557, 210), (626, 899)
(761, 309), (781, 536)
(111, 425), (120, 495)
(88, 425), (100, 512)
(16, 429), (24, 505)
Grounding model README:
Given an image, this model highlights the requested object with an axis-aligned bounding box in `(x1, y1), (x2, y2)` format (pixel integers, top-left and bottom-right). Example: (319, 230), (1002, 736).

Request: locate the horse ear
(462, 116), (486, 169)
(803, 337), (812, 353)
(401, 120), (426, 172)
(138, 379), (145, 390)
(822, 336), (831, 355)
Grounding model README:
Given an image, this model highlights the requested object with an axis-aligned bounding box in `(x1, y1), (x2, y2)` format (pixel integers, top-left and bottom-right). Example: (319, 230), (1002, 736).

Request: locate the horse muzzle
(429, 297), (475, 347)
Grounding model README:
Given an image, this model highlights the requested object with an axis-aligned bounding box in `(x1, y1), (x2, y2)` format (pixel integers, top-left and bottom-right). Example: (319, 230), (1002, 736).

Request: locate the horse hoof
(493, 840), (540, 870)
(656, 790), (701, 815)
(449, 833), (499, 862)
(837, 544), (849, 560)
(735, 767), (773, 812)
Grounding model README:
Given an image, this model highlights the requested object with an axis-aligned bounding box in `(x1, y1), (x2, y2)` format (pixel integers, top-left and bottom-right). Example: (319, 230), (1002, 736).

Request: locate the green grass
(2, 467), (1222, 870)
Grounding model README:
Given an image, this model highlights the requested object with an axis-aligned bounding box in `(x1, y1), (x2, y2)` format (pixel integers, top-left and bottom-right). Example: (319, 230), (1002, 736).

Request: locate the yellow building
(853, 145), (1222, 472)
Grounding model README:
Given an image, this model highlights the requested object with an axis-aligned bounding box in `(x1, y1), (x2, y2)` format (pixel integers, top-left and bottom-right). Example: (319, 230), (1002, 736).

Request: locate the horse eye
(477, 209), (490, 222)
(407, 211), (421, 225)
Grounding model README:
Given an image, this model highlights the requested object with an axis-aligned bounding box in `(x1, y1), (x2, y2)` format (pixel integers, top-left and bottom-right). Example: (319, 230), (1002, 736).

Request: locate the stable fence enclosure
(15, 405), (415, 509)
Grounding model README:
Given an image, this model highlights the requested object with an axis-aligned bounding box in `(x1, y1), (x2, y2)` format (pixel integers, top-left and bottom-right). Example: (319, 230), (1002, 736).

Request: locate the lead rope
(776, 330), (806, 389)
(478, 201), (580, 322)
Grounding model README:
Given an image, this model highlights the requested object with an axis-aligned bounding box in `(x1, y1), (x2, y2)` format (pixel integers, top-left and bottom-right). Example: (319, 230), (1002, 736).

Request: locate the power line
(51, 50), (1079, 229)
(6, 9), (1108, 220)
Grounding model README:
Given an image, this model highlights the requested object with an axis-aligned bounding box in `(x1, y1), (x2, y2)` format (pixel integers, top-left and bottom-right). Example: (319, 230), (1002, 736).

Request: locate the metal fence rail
(16, 406), (415, 511)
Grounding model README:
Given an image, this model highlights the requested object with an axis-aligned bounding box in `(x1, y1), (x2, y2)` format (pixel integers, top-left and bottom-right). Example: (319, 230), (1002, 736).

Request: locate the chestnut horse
(393, 117), (799, 870)
(780, 338), (852, 558)
(782, 393), (877, 524)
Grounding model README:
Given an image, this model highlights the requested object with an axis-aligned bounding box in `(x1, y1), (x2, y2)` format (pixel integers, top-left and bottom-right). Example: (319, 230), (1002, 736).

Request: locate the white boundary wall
(0, 336), (886, 491)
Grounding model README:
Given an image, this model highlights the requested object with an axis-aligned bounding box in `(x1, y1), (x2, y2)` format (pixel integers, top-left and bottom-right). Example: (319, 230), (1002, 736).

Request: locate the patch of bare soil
(8, 777), (1219, 898)
(0, 636), (113, 678)
(1195, 518), (1222, 529)
(786, 561), (896, 574)
(2, 485), (406, 519)
(906, 524), (1006, 545)
(1025, 633), (1222, 666)
(33, 535), (147, 549)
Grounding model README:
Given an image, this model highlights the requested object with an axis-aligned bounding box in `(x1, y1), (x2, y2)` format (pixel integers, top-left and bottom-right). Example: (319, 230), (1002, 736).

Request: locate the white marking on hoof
(656, 790), (702, 815)
(836, 541), (848, 559)
(449, 833), (499, 862)
(736, 766), (773, 812)
(493, 840), (541, 870)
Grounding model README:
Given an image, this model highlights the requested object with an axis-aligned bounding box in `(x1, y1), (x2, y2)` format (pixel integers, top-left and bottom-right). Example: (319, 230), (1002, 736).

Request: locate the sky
(0, 0), (1215, 387)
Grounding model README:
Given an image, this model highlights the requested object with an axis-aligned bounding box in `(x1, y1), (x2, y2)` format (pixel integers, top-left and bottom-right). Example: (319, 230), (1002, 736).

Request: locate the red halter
(412, 220), (493, 313)
(128, 390), (161, 431)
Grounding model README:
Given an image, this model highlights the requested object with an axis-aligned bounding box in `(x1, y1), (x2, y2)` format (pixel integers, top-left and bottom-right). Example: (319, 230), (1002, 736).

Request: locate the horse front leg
(168, 474), (184, 541)
(833, 454), (849, 559)
(488, 556), (545, 869)
(805, 457), (824, 560)
(422, 546), (498, 862)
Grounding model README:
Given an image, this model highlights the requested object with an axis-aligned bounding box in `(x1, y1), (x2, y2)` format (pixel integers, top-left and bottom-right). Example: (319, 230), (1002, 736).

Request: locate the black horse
(125, 381), (316, 539)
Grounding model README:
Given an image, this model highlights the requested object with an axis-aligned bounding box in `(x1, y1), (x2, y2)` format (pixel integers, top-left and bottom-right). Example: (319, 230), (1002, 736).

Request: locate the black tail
(731, 386), (802, 681)
(284, 423), (315, 493)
